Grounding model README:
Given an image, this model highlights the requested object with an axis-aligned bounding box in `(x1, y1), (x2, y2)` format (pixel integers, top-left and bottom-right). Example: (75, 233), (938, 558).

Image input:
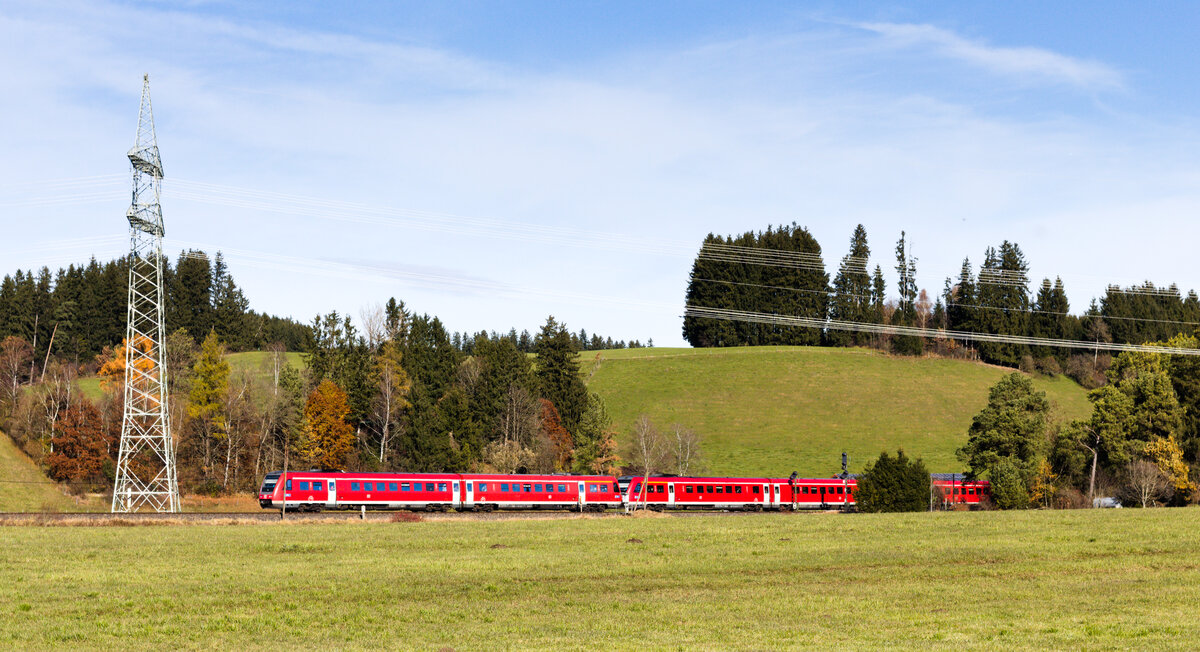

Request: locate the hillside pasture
(583, 346), (1092, 477)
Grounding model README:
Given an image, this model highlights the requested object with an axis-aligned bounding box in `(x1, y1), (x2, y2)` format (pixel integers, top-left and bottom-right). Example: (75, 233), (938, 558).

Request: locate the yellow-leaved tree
(302, 380), (355, 471)
(1143, 435), (1195, 500)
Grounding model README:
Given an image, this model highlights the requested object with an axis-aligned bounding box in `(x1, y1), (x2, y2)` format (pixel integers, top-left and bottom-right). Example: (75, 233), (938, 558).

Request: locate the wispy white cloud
(856, 21), (1124, 91)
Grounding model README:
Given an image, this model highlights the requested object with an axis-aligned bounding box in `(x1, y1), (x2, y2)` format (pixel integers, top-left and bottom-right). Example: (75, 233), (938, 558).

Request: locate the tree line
(683, 223), (1200, 385)
(0, 250), (310, 367)
(958, 343), (1200, 509)
(0, 297), (647, 496)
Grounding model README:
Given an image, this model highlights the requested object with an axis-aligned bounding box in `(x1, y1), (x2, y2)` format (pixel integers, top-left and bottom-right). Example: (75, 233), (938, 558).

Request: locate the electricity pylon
(112, 74), (180, 513)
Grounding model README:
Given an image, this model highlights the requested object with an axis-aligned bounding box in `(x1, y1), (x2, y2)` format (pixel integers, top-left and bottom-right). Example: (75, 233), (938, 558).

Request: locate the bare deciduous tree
(499, 384), (541, 448)
(1, 336), (33, 413)
(669, 423), (704, 476)
(1125, 459), (1170, 508)
(359, 303), (387, 350)
(482, 439), (534, 474)
(628, 415), (669, 476)
(372, 341), (411, 465)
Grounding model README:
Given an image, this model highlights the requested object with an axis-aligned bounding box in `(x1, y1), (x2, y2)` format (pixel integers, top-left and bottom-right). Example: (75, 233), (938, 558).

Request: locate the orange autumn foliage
(97, 335), (157, 392)
(301, 380), (355, 471)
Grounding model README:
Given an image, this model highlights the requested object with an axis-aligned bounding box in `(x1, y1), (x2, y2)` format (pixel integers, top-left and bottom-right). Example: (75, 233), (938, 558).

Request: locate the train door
(451, 481), (461, 510)
(463, 481), (474, 509)
(762, 484), (771, 507)
(326, 480), (337, 508)
(667, 483), (676, 507)
(578, 482), (586, 509)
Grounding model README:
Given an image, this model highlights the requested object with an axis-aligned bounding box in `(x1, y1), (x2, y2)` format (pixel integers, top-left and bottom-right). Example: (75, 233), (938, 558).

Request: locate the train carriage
(626, 476), (776, 510)
(461, 474), (622, 511)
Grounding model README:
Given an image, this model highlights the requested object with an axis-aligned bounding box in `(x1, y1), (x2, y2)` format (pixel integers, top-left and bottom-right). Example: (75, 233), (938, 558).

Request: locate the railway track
(0, 509), (826, 525)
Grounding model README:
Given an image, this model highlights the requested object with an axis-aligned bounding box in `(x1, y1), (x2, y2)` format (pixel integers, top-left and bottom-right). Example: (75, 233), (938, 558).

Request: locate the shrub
(1035, 356), (1062, 376)
(855, 450), (931, 513)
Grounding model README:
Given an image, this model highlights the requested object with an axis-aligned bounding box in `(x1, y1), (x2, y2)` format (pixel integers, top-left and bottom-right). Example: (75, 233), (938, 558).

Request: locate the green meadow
(2, 508), (1197, 649)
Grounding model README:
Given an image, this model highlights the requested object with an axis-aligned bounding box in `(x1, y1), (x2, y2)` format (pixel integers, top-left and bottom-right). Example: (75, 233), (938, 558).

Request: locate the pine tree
(855, 450), (931, 512)
(534, 316), (588, 433)
(891, 231), (923, 355)
(957, 373), (1050, 480)
(829, 224), (872, 346)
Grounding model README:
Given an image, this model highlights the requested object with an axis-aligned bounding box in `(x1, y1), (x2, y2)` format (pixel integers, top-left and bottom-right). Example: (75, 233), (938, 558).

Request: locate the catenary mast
(111, 74), (180, 513)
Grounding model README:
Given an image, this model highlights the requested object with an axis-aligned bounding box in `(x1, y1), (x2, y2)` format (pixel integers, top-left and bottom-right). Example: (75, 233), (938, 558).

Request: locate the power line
(684, 305), (1200, 355)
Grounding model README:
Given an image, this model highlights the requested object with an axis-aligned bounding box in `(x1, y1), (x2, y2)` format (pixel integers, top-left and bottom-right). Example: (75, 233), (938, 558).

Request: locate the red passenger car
(460, 474), (622, 511)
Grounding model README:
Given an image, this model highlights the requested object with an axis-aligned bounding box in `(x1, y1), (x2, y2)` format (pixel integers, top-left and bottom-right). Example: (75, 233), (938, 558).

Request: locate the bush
(1065, 354), (1106, 389)
(855, 450), (931, 513)
(990, 460), (1029, 509)
(1019, 355), (1037, 374)
(1035, 356), (1062, 376)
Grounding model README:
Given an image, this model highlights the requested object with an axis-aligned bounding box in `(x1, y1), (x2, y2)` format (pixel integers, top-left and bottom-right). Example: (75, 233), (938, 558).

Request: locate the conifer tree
(534, 316), (587, 432)
(829, 224), (872, 346)
(855, 450), (930, 512)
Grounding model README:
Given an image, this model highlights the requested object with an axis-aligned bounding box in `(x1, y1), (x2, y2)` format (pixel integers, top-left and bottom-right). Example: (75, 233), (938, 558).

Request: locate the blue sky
(3, 1), (1200, 346)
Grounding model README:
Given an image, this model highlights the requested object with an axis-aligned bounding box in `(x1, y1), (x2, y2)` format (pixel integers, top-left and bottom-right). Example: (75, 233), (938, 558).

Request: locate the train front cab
(269, 472), (334, 511)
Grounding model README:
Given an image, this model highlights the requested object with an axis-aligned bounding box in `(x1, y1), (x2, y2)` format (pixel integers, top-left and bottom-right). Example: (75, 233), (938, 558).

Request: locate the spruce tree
(534, 316), (588, 433)
(829, 224), (872, 346)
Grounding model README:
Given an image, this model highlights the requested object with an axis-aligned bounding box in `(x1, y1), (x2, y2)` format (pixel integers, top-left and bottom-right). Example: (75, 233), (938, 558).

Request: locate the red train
(258, 470), (989, 512)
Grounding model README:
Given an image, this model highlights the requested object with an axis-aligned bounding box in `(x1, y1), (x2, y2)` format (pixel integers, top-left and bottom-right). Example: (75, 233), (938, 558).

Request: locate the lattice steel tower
(112, 74), (180, 513)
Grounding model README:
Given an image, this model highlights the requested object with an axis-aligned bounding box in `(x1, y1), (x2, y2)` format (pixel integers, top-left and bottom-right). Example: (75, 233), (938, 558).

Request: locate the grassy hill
(582, 346), (1093, 477)
(0, 430), (81, 512)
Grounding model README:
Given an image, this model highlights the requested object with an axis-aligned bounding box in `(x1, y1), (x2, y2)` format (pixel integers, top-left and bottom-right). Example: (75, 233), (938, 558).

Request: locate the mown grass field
(583, 346), (1092, 477)
(1, 508), (1198, 649)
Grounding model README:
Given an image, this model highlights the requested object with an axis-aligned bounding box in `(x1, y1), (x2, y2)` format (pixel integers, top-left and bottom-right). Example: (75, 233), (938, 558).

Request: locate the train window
(613, 483), (620, 493)
(534, 484), (543, 492)
(286, 480), (292, 491)
(715, 486), (723, 494)
(299, 481), (309, 490)
(753, 486), (760, 494)
(696, 485), (704, 493)
(500, 483), (509, 492)
(523, 484), (532, 492)
(685, 486), (693, 493)
(559, 484), (567, 492)
(350, 482), (359, 491)
(438, 483), (448, 492)
(313, 482), (323, 491)
(400, 483), (408, 491)
(479, 483), (487, 492)
(723, 485), (731, 493)
(586, 484), (594, 492)
(389, 483), (397, 491)
(735, 486), (742, 494)
(633, 483), (641, 494)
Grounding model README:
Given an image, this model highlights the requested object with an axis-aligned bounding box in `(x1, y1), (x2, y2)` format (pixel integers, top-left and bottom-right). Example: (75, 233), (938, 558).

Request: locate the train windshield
(260, 472), (280, 493)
